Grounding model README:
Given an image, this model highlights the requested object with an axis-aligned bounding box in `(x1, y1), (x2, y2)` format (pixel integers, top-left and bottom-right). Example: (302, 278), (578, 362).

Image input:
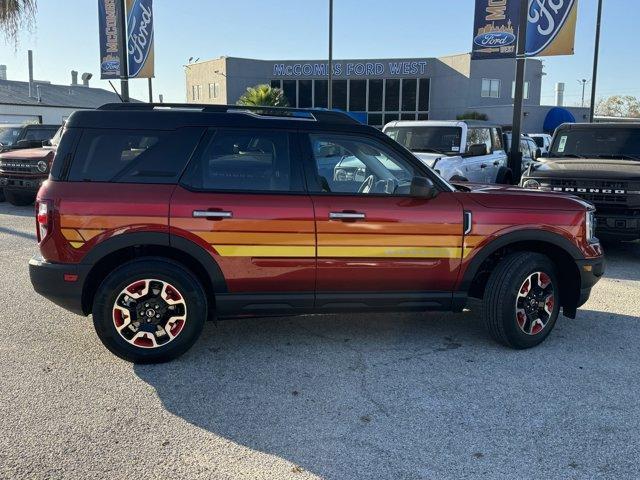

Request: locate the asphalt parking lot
(0, 202), (639, 480)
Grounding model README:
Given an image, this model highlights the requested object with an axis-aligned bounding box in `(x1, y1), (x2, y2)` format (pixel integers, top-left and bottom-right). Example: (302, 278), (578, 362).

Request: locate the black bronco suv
(521, 123), (640, 240)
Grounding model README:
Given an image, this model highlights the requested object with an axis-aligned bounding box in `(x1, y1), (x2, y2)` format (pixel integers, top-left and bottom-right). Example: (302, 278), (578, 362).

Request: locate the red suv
(29, 104), (604, 363)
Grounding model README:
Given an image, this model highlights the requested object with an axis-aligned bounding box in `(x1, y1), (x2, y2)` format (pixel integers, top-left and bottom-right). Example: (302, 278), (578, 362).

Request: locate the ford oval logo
(473, 32), (516, 48)
(526, 0), (575, 56)
(101, 60), (120, 72)
(127, 0), (153, 78)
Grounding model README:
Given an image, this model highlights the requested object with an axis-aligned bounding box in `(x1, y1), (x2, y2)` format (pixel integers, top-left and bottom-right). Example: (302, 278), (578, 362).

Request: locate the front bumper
(0, 175), (44, 193)
(575, 256), (605, 308)
(29, 255), (89, 316)
(595, 212), (640, 240)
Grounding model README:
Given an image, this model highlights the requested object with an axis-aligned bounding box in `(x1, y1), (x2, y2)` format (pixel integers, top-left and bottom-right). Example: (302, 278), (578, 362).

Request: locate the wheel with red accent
(92, 258), (207, 363)
(481, 252), (560, 349)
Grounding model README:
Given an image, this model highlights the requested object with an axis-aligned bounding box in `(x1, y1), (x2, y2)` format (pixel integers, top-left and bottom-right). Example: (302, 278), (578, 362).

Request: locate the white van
(383, 120), (511, 184)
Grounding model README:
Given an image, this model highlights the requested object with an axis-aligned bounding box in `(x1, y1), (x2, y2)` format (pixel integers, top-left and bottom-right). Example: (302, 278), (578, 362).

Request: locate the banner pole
(327, 0), (333, 109)
(509, 0), (529, 184)
(589, 0), (603, 122)
(119, 0), (130, 102)
(148, 78), (153, 103)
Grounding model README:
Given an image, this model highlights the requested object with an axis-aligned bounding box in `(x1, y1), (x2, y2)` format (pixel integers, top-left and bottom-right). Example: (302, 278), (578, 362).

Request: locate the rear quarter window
(67, 127), (204, 183)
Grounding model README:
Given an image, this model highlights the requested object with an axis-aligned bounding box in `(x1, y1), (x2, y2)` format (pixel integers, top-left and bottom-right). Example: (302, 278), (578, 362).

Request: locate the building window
(511, 81), (530, 100)
(418, 78), (430, 111)
(349, 79), (366, 111)
(299, 80), (312, 108)
(385, 79), (400, 111)
(401, 79), (417, 111)
(314, 80), (328, 108)
(481, 78), (500, 98)
(332, 80), (347, 110)
(270, 79), (282, 89)
(191, 85), (196, 101)
(282, 80), (297, 107)
(368, 79), (383, 112)
(209, 83), (220, 99)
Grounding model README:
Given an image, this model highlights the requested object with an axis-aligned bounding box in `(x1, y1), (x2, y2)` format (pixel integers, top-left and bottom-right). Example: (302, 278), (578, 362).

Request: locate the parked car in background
(0, 125), (62, 205)
(529, 133), (552, 155)
(0, 123), (60, 153)
(521, 123), (640, 240)
(503, 132), (542, 174)
(29, 104), (603, 363)
(384, 120), (512, 184)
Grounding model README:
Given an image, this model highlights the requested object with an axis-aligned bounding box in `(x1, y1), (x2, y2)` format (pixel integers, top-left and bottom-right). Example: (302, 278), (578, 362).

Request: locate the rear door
(170, 127), (316, 313)
(302, 131), (465, 310)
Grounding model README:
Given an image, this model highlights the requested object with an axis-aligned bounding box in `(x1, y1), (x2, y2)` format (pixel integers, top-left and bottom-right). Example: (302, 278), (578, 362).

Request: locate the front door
(465, 127), (495, 183)
(170, 128), (316, 313)
(302, 131), (465, 310)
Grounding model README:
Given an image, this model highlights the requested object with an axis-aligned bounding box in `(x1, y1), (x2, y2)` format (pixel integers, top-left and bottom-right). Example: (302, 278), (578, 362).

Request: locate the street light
(578, 78), (591, 107)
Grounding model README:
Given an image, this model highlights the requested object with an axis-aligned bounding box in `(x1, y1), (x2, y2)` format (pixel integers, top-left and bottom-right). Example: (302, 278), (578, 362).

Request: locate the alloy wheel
(515, 271), (555, 336)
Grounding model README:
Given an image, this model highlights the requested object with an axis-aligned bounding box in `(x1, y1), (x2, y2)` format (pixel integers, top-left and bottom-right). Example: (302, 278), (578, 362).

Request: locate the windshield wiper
(411, 147), (446, 154)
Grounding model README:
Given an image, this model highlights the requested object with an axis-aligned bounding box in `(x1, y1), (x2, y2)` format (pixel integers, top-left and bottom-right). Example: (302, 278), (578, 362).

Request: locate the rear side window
(181, 129), (303, 192)
(67, 127), (203, 183)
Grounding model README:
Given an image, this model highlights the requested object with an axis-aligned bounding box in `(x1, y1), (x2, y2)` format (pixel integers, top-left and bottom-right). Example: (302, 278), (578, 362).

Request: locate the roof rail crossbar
(97, 103), (360, 124)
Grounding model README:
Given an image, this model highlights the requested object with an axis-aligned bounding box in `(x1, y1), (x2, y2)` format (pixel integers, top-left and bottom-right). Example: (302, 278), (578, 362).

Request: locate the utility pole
(118, 0), (130, 102)
(589, 0), (603, 122)
(578, 78), (590, 107)
(509, 0), (529, 184)
(327, 0), (333, 109)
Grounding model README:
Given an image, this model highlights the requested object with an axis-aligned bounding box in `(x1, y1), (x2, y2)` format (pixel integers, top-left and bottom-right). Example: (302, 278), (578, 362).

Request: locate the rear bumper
(29, 255), (88, 316)
(575, 256), (605, 308)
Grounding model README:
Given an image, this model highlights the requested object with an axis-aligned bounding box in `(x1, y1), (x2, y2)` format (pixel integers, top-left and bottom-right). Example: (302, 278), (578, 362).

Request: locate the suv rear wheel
(92, 258), (207, 363)
(482, 252), (560, 348)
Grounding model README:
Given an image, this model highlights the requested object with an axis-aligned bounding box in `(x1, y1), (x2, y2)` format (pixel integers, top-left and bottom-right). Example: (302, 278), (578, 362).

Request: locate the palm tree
(237, 84), (289, 107)
(0, 0), (37, 47)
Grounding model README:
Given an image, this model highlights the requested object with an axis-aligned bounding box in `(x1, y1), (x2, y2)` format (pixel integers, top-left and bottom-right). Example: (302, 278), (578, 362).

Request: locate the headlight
(521, 179), (540, 189)
(586, 210), (597, 243)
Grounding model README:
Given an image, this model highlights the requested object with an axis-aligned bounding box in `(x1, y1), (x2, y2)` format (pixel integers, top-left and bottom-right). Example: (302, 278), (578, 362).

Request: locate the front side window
(68, 128), (203, 183)
(385, 126), (462, 155)
(181, 129), (301, 192)
(309, 133), (418, 195)
(466, 128), (492, 153)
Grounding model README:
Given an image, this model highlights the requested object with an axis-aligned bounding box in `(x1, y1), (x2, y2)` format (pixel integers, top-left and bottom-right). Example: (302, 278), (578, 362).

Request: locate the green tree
(237, 84), (289, 107)
(456, 111), (488, 121)
(595, 95), (640, 118)
(0, 0), (37, 47)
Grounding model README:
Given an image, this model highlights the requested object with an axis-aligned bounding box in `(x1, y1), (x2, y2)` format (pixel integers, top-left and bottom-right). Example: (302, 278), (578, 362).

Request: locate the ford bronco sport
(29, 104), (604, 363)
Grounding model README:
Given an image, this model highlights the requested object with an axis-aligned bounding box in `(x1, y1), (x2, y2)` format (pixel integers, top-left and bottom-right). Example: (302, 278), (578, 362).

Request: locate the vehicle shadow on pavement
(0, 226), (37, 241)
(0, 204), (34, 218)
(133, 306), (640, 479)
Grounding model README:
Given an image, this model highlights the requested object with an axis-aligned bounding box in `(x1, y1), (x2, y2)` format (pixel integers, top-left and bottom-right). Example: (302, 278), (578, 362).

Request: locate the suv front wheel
(92, 258), (207, 363)
(482, 252), (560, 348)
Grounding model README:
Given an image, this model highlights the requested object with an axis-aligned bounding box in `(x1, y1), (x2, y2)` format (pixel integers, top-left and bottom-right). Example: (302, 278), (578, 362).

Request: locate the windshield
(551, 128), (640, 160)
(532, 136), (545, 148)
(0, 127), (21, 146)
(385, 126), (462, 155)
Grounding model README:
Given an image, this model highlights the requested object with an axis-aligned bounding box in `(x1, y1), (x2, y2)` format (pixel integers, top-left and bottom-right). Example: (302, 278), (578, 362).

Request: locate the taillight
(36, 200), (52, 242)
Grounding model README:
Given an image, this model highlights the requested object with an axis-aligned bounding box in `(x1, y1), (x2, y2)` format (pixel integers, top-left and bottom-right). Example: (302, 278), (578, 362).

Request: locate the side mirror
(410, 176), (437, 198)
(535, 148), (542, 159)
(467, 143), (488, 156)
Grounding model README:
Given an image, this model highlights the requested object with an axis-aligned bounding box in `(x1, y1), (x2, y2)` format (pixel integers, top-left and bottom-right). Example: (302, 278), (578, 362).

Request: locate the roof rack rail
(98, 103), (360, 124)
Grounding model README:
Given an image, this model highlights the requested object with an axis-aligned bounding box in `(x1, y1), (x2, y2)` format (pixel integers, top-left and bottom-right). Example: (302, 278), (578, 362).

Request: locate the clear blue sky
(0, 0), (636, 105)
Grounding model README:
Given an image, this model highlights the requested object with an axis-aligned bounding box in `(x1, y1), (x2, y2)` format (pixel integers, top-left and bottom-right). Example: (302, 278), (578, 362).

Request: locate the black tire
(92, 257), (207, 363)
(496, 167), (513, 185)
(481, 252), (560, 349)
(5, 190), (35, 206)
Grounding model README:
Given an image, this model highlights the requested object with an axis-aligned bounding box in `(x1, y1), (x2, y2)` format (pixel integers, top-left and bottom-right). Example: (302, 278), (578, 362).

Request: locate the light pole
(510, 0), (529, 184)
(589, 0), (603, 122)
(118, 0), (129, 102)
(328, 0), (333, 109)
(578, 78), (590, 107)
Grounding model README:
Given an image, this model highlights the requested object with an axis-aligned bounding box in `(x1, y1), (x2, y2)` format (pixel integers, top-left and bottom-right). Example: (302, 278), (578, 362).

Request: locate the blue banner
(472, 0), (578, 59)
(98, 0), (123, 79)
(126, 0), (155, 78)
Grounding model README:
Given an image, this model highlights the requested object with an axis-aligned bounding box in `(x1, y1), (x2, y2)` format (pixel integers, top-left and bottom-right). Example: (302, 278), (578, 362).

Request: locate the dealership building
(185, 53), (588, 131)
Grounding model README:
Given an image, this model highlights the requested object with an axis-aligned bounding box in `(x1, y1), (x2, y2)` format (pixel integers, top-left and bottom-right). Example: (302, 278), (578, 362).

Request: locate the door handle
(480, 163), (487, 169)
(329, 211), (366, 220)
(493, 160), (500, 166)
(193, 210), (233, 219)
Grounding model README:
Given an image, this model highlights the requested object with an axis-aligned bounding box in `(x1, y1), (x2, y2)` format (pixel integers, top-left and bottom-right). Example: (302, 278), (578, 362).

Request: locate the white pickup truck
(384, 120), (511, 184)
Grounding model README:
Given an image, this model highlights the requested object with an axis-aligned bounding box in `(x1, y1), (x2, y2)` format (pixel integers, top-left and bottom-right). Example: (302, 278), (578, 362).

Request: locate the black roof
(65, 103), (369, 132)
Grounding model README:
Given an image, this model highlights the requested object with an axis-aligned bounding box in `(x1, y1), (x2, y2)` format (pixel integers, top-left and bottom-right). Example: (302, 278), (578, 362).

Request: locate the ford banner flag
(472, 0), (578, 59)
(126, 0), (154, 78)
(98, 0), (123, 79)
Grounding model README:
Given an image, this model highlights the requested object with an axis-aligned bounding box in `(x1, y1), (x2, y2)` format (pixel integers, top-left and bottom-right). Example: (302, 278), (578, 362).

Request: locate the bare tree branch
(0, 0), (38, 49)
